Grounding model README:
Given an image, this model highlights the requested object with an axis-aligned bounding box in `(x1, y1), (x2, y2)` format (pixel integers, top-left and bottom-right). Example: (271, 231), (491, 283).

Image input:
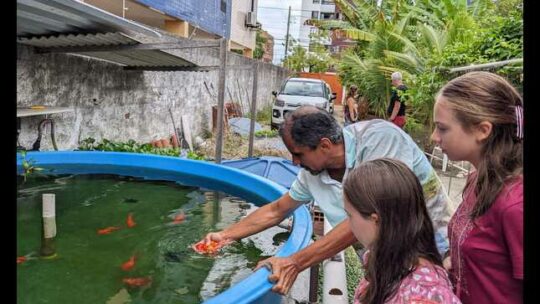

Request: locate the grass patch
(255, 103), (273, 126)
(254, 129), (278, 138)
(345, 246), (364, 303)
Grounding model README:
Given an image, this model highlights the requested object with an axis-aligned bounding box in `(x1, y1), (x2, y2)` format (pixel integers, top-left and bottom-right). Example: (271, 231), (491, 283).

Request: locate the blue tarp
(222, 156), (300, 189)
(228, 117), (262, 136)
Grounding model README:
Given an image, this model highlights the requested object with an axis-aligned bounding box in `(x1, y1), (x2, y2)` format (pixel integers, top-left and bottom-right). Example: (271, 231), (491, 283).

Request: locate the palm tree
(311, 0), (489, 119)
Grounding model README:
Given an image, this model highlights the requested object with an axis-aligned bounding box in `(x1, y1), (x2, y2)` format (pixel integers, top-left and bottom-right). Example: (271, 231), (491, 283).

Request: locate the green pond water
(17, 174), (280, 304)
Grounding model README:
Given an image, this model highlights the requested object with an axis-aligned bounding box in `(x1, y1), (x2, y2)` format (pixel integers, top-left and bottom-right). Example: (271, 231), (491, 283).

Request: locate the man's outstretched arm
(200, 193), (303, 245)
(256, 218), (357, 295)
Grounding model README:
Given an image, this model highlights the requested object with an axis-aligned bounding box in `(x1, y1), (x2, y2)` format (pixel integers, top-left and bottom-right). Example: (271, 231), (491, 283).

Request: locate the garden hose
(32, 119), (58, 151)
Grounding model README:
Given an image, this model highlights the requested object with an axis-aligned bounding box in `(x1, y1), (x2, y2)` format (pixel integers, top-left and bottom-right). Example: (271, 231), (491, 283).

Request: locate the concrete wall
(16, 43), (289, 151)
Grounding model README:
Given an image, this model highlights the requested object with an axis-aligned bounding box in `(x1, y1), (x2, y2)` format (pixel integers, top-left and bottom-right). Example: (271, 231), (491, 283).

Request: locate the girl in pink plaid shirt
(343, 158), (461, 304)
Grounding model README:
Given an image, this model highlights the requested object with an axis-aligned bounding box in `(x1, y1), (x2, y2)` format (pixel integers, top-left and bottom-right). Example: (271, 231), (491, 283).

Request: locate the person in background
(387, 72), (408, 128)
(431, 71), (523, 303)
(344, 158), (461, 304)
(344, 85), (359, 126)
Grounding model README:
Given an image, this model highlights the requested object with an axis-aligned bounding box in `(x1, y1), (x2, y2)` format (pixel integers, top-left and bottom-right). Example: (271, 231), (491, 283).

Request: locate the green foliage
(255, 102), (273, 126)
(254, 129), (278, 138)
(476, 13), (523, 61)
(77, 138), (207, 160)
(282, 33), (334, 72)
(18, 150), (44, 182)
(186, 150), (206, 160)
(254, 29), (268, 60)
(330, 0), (522, 140)
(345, 246), (364, 303)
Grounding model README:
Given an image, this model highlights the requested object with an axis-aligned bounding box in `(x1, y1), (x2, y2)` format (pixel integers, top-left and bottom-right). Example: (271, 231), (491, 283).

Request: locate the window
(322, 0), (334, 4)
(311, 11), (319, 19)
(324, 84), (330, 99)
(313, 0), (320, 3)
(282, 81), (324, 97)
(320, 12), (335, 19)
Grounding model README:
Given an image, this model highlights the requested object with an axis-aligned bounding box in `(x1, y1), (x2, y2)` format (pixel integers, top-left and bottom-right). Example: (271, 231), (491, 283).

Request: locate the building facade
(298, 0), (337, 50)
(84, 0), (258, 57)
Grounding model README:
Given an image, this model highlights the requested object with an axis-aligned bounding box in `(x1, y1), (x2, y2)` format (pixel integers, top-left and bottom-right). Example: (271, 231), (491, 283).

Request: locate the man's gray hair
(279, 106), (343, 149)
(391, 71), (402, 81)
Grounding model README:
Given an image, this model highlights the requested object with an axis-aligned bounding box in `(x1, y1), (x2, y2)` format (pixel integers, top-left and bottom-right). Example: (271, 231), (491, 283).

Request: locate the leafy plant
(317, 0), (522, 148)
(19, 150), (44, 182)
(254, 29), (268, 60)
(282, 33), (335, 72)
(186, 150), (206, 160)
(253, 102), (273, 127)
(254, 129), (278, 138)
(77, 138), (208, 160)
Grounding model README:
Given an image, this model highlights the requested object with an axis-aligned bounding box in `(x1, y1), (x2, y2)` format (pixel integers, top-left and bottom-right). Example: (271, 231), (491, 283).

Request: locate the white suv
(271, 78), (336, 130)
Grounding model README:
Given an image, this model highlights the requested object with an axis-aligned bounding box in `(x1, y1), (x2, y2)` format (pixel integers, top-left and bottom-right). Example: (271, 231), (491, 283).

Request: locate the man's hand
(194, 231), (233, 250)
(203, 231), (228, 244)
(255, 256), (301, 295)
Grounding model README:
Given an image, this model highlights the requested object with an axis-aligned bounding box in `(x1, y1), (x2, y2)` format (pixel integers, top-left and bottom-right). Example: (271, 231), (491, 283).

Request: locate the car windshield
(281, 81), (324, 97)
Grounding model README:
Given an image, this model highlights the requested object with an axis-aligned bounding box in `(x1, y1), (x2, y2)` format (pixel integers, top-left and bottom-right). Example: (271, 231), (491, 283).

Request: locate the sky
(257, 0), (305, 65)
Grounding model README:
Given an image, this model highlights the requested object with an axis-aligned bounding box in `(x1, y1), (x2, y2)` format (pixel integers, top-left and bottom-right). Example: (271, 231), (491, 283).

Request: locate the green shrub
(77, 138), (207, 160)
(254, 129), (278, 138)
(255, 103), (273, 126)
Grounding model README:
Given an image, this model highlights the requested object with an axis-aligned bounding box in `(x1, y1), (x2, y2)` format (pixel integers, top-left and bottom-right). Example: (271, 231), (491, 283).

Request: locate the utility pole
(283, 6), (291, 60)
(215, 38), (228, 164)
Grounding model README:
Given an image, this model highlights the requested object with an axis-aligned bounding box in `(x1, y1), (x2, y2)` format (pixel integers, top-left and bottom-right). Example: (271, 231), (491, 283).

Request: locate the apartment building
(83, 0), (258, 57)
(298, 0), (337, 50)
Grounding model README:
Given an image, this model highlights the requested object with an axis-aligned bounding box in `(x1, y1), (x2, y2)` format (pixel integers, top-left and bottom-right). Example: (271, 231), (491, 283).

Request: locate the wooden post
(215, 38), (228, 164)
(248, 61), (259, 157)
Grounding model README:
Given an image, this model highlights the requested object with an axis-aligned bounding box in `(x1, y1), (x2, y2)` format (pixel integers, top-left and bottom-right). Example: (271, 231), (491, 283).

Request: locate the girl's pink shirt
(448, 173), (523, 303)
(354, 252), (461, 304)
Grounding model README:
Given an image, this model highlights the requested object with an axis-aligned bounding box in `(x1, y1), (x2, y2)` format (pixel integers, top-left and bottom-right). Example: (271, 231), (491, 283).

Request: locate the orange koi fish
(192, 240), (221, 255)
(172, 212), (185, 224)
(122, 276), (152, 287)
(17, 256), (27, 264)
(121, 255), (136, 271)
(97, 226), (121, 235)
(126, 213), (136, 228)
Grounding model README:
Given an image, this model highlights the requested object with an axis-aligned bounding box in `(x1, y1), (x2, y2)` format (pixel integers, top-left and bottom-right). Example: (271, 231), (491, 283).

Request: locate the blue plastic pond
(16, 151), (312, 304)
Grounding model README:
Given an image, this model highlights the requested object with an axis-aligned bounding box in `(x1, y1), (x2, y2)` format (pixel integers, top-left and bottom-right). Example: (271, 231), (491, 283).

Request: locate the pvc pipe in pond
(40, 193), (57, 258)
(322, 217), (348, 304)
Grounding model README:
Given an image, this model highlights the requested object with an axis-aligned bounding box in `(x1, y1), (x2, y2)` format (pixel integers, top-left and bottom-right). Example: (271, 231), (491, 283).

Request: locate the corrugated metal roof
(18, 32), (196, 68)
(17, 0), (161, 38)
(17, 32), (136, 47)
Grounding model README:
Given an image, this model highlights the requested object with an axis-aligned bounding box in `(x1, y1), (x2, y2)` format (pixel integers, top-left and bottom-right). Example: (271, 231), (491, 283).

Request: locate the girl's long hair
(438, 71), (523, 218)
(343, 158), (441, 304)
